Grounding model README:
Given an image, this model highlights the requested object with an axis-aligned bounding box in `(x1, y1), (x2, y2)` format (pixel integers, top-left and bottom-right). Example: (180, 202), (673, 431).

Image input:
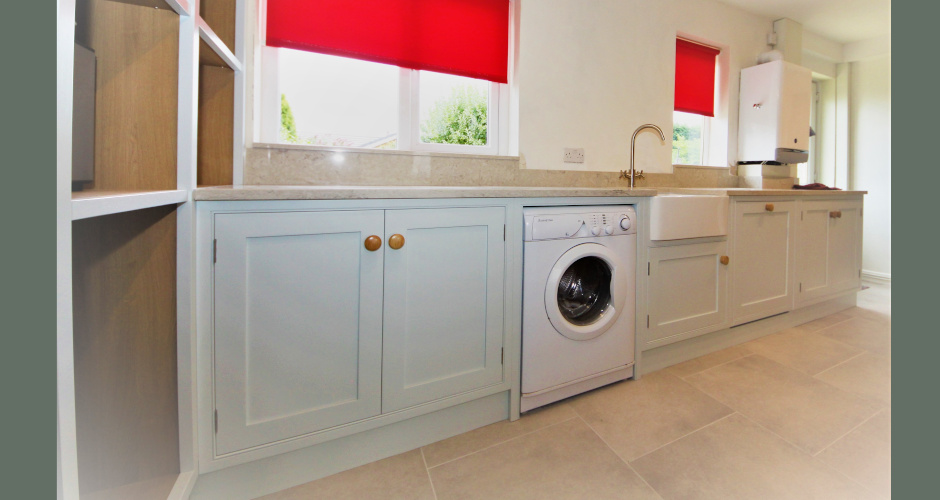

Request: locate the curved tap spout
(628, 124), (666, 187)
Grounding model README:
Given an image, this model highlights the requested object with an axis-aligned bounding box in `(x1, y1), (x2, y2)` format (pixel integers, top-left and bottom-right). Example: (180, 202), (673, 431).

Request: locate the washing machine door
(544, 242), (628, 341)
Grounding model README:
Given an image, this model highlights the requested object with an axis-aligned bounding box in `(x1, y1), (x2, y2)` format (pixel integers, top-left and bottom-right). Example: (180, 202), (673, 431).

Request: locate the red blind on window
(266, 0), (510, 83)
(674, 39), (720, 117)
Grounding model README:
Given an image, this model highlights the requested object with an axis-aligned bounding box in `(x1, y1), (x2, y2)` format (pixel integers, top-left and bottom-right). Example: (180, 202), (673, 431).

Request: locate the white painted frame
(254, 0), (512, 157)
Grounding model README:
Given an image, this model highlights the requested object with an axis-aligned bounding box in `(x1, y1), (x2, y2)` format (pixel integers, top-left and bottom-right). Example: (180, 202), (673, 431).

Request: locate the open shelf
(199, 0), (236, 54)
(73, 0), (180, 195)
(197, 39), (236, 186)
(72, 206), (180, 499)
(72, 189), (187, 220)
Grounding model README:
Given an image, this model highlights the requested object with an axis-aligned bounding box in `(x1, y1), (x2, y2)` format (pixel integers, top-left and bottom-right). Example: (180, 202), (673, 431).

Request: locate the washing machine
(521, 205), (637, 412)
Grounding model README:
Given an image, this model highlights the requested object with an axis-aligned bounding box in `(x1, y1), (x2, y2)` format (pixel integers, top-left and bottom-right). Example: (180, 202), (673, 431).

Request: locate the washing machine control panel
(524, 206), (637, 241)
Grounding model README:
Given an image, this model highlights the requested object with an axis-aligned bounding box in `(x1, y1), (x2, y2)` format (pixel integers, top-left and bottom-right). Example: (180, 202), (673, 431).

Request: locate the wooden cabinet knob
(364, 235), (382, 251)
(388, 234), (405, 250)
(829, 210), (842, 219)
(720, 255), (730, 265)
(765, 203), (774, 212)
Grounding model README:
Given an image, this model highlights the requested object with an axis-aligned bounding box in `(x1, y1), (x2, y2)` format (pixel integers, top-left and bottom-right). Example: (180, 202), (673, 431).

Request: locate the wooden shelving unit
(72, 0), (180, 204)
(196, 11), (240, 187)
(72, 207), (180, 499)
(58, 0), (245, 498)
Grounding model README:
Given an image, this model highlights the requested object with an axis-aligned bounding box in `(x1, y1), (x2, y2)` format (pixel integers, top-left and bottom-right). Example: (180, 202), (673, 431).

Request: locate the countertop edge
(193, 186), (660, 201)
(192, 185), (867, 201)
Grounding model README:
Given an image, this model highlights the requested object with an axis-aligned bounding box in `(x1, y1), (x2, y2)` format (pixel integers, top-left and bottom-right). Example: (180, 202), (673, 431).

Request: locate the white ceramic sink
(650, 193), (729, 241)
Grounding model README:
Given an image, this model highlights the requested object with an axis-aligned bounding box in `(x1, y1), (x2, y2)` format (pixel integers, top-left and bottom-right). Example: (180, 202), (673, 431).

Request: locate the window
(673, 38), (720, 166)
(260, 0), (511, 155)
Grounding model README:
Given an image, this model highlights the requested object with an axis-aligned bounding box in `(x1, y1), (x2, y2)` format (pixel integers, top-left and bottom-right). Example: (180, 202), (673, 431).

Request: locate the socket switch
(564, 148), (585, 163)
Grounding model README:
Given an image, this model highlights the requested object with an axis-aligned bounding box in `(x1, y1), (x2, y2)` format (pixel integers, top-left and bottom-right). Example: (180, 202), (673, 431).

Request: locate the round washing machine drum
(545, 242), (627, 341)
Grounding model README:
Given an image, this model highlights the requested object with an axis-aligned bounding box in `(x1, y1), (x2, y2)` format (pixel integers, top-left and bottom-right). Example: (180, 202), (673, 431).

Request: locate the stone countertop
(193, 185), (660, 201)
(660, 187), (867, 196)
(192, 185), (868, 201)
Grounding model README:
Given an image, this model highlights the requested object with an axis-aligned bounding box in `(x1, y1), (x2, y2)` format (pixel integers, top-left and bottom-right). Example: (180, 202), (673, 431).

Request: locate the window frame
(672, 34), (727, 168)
(255, 1), (511, 156)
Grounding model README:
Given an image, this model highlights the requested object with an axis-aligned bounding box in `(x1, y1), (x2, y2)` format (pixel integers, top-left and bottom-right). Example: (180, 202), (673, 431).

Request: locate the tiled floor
(260, 283), (891, 499)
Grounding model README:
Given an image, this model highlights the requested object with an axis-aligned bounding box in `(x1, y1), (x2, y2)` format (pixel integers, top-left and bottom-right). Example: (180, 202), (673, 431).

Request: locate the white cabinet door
(646, 241), (730, 348)
(213, 210), (384, 455)
(827, 200), (863, 294)
(797, 199), (863, 305)
(731, 200), (796, 326)
(382, 207), (505, 413)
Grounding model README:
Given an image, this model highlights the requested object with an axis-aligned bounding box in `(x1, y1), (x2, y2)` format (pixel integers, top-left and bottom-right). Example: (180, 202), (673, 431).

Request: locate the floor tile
(631, 413), (879, 500)
(569, 371), (733, 461)
(816, 317), (892, 357)
(817, 409), (891, 497)
(842, 306), (891, 327)
(422, 401), (577, 467)
(684, 355), (880, 455)
(815, 352), (891, 407)
(793, 311), (853, 333)
(257, 450), (434, 500)
(743, 328), (863, 375)
(665, 345), (751, 378)
(428, 418), (660, 500)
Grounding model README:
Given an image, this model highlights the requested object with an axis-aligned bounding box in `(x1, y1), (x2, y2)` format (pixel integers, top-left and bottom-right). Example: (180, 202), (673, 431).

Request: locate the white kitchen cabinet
(382, 208), (506, 412)
(213, 210), (385, 455)
(645, 241), (730, 348)
(212, 206), (506, 454)
(731, 200), (797, 326)
(796, 199), (863, 306)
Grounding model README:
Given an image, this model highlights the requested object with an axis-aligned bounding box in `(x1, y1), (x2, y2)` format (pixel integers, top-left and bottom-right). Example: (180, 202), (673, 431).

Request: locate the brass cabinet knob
(388, 233), (405, 250)
(720, 255), (730, 265)
(765, 203), (774, 212)
(829, 210), (842, 219)
(364, 235), (382, 252)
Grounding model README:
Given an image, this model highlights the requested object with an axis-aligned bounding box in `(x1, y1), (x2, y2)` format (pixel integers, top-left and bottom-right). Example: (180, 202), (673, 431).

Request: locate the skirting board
(190, 391), (509, 500)
(639, 292), (858, 375)
(862, 270), (891, 283)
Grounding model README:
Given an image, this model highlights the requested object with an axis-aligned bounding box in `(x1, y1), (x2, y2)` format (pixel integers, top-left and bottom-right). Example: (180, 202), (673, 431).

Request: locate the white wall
(850, 55), (891, 278)
(515, 0), (773, 172)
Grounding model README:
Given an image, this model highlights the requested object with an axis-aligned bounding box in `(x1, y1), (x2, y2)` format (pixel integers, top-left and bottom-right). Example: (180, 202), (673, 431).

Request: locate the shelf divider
(197, 19), (242, 71)
(72, 189), (188, 220)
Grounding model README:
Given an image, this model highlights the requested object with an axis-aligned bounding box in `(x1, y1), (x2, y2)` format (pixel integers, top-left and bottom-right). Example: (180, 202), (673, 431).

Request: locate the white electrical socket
(564, 148), (585, 163)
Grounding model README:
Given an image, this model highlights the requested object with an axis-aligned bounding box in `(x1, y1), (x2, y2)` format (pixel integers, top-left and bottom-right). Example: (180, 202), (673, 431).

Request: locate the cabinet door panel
(214, 210), (384, 455)
(828, 201), (862, 293)
(647, 242), (729, 347)
(732, 201), (796, 325)
(797, 203), (832, 302)
(382, 207), (505, 413)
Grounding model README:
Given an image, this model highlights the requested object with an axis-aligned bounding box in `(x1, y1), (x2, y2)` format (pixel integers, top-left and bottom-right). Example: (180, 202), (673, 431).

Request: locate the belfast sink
(650, 193), (729, 240)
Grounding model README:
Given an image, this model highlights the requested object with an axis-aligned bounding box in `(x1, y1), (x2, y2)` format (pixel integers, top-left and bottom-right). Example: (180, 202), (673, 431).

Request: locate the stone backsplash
(244, 145), (742, 189)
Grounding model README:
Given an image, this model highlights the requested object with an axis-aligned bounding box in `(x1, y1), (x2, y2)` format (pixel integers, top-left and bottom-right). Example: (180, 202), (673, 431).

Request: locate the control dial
(591, 226), (601, 236)
(619, 216), (632, 231)
(604, 225), (614, 235)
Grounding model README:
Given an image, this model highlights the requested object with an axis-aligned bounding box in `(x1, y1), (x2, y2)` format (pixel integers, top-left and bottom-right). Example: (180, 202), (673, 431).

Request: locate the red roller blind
(266, 0), (510, 83)
(674, 38), (720, 117)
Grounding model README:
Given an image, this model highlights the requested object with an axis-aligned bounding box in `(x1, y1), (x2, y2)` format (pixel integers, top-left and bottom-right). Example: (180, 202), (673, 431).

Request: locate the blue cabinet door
(213, 210), (384, 455)
(381, 207), (506, 413)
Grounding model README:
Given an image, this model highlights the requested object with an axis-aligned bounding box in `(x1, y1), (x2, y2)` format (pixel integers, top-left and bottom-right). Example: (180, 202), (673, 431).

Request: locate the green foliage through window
(672, 111), (704, 165)
(420, 85), (488, 145)
(280, 94), (299, 143)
